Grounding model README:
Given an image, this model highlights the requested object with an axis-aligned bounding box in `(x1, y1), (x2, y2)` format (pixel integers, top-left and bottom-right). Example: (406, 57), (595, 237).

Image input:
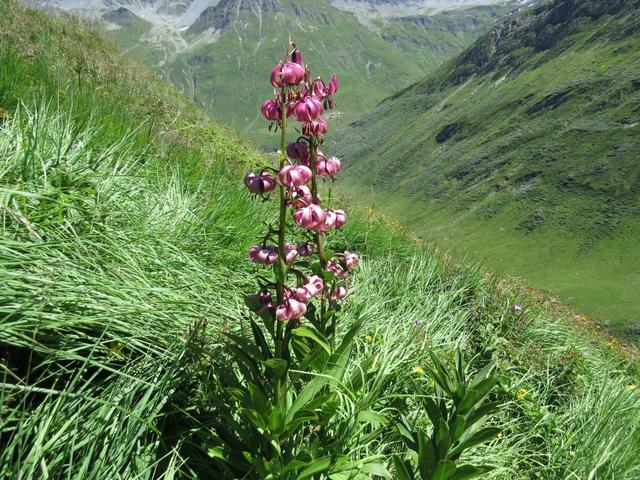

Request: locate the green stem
(275, 86), (288, 406)
(309, 140), (328, 331)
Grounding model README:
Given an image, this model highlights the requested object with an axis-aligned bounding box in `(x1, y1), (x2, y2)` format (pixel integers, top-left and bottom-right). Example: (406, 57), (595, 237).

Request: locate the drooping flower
(343, 251), (359, 270)
(314, 209), (336, 233)
(302, 117), (329, 137)
(297, 241), (316, 257)
(293, 204), (326, 230)
(294, 275), (324, 303)
(333, 209), (347, 229)
(244, 171), (277, 195)
(278, 165), (312, 188)
(293, 96), (324, 122)
(276, 297), (307, 321)
(330, 285), (348, 301)
(270, 62), (305, 87)
(261, 99), (281, 121)
(317, 156), (341, 177)
(289, 185), (314, 208)
(327, 259), (348, 280)
(283, 243), (298, 264)
(247, 290), (274, 315)
(248, 245), (278, 265)
(287, 140), (311, 165)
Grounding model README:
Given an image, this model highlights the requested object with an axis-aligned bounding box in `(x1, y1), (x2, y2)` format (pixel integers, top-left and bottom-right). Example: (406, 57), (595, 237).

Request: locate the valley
(334, 0), (640, 339)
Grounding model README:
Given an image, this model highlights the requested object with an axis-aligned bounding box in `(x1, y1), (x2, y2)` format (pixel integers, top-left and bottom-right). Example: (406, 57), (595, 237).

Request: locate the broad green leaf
(361, 463), (392, 478)
(436, 418), (451, 458)
(417, 430), (436, 479)
(450, 464), (495, 480)
(292, 326), (331, 355)
(392, 455), (415, 480)
(450, 427), (501, 458)
(433, 460), (456, 480)
(251, 319), (273, 360)
(298, 456), (332, 479)
(207, 446), (227, 461)
(262, 358), (288, 378)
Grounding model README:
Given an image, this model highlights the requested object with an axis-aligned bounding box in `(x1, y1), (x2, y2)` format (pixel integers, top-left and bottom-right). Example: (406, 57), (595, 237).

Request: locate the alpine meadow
(1, 0), (640, 479)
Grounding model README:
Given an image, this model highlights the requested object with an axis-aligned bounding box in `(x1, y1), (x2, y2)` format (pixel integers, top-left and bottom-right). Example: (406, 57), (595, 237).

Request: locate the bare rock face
(187, 0), (283, 34)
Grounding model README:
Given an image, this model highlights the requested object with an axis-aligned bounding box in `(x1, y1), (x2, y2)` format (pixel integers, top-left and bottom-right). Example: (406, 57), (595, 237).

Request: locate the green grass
(334, 0), (640, 339)
(1, 1), (640, 478)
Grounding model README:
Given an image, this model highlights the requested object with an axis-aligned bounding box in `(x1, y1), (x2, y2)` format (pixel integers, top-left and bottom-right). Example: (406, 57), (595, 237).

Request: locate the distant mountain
(23, 0), (525, 141)
(334, 0), (640, 336)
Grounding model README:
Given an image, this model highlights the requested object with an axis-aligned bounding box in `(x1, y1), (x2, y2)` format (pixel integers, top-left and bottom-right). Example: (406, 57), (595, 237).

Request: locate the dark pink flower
(244, 171), (277, 195)
(270, 62), (305, 88)
(291, 48), (304, 67)
(287, 140), (311, 165)
(248, 245), (278, 265)
(293, 204), (326, 230)
(302, 117), (329, 137)
(317, 156), (341, 177)
(261, 99), (281, 121)
(293, 96), (324, 122)
(278, 165), (312, 188)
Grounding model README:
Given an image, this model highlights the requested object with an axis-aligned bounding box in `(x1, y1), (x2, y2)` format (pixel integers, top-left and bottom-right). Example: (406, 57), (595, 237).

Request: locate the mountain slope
(2, 1), (640, 478)
(334, 0), (640, 337)
(26, 0), (522, 142)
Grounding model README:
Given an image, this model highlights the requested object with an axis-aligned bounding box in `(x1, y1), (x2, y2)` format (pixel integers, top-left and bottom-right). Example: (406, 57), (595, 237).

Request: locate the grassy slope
(334, 0), (640, 338)
(98, 0), (510, 145)
(1, 1), (640, 478)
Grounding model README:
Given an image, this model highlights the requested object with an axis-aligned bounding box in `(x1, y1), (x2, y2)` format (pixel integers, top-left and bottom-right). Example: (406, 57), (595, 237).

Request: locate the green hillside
(2, 1), (640, 478)
(334, 0), (640, 339)
(97, 0), (511, 144)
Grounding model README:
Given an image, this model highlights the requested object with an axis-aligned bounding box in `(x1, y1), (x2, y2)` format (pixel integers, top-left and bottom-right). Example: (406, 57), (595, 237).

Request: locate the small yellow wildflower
(627, 384), (637, 392)
(412, 366), (425, 375)
(517, 388), (528, 400)
(496, 432), (503, 440)
(364, 334), (373, 343)
(58, 88), (66, 97)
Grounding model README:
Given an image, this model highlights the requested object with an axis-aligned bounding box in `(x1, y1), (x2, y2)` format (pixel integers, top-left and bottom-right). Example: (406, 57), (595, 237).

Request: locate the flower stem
(309, 139), (328, 331)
